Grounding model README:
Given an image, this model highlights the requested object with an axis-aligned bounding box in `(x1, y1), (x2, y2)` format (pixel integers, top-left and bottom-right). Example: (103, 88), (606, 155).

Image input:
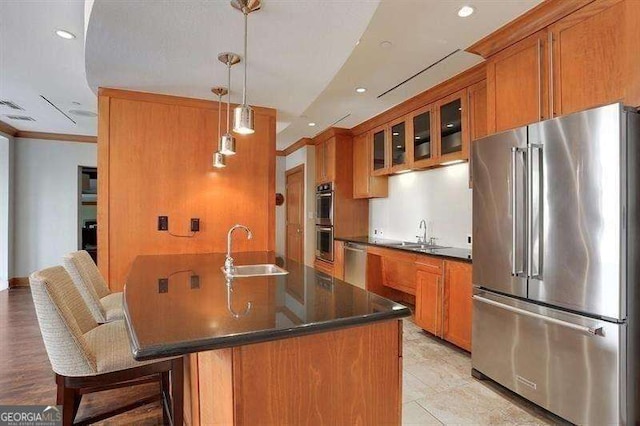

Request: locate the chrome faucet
(224, 224), (253, 274)
(417, 219), (427, 243)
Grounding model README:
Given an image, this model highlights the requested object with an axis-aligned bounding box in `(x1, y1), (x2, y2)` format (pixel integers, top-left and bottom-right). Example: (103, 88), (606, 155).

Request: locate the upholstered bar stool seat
(30, 266), (183, 425)
(62, 250), (124, 323)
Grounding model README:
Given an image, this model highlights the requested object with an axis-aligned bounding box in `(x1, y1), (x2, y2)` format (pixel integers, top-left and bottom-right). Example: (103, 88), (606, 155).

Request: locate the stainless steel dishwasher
(343, 242), (367, 289)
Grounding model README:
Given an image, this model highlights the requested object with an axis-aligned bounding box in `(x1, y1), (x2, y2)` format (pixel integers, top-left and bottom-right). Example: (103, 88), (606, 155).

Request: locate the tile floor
(401, 318), (562, 425)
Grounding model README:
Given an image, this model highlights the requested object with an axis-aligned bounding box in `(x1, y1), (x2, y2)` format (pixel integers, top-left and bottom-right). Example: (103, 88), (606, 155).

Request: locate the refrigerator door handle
(528, 144), (543, 279)
(473, 295), (604, 336)
(511, 147), (527, 277)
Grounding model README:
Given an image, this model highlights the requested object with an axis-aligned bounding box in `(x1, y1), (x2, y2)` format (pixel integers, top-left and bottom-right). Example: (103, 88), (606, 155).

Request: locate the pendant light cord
(242, 12), (248, 106)
(227, 61), (232, 132)
(217, 93), (222, 149)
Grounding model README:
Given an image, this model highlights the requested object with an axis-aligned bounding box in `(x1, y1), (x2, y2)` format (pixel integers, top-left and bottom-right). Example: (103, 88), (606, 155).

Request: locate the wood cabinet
(388, 115), (411, 173)
(353, 132), (388, 199)
(408, 104), (436, 169)
(548, 0), (640, 116)
(443, 261), (472, 352)
(315, 137), (335, 184)
(468, 80), (488, 188)
(486, 30), (550, 133)
(314, 258), (334, 276)
(484, 0), (640, 134)
(415, 257), (444, 337)
(379, 250), (418, 295)
(434, 89), (469, 164)
(371, 124), (389, 176)
(333, 240), (345, 280)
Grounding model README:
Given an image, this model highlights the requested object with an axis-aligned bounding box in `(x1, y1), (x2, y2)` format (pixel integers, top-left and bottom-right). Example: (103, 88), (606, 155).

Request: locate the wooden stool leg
(59, 380), (77, 426)
(160, 371), (171, 425)
(171, 358), (184, 426)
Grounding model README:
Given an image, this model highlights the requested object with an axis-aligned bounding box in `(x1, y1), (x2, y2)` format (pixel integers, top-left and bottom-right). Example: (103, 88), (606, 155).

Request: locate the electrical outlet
(467, 234), (472, 244)
(190, 218), (200, 232)
(374, 228), (384, 237)
(158, 278), (168, 293)
(158, 216), (168, 231)
(190, 275), (200, 289)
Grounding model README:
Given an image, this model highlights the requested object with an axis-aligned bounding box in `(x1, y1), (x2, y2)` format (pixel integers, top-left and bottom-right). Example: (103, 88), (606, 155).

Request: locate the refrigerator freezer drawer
(472, 290), (626, 425)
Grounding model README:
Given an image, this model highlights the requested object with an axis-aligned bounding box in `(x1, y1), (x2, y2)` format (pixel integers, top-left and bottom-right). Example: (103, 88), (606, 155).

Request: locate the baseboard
(9, 277), (29, 288)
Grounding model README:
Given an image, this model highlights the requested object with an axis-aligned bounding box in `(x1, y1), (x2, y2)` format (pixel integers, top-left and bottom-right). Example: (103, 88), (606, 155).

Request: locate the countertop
(123, 252), (411, 360)
(335, 236), (472, 262)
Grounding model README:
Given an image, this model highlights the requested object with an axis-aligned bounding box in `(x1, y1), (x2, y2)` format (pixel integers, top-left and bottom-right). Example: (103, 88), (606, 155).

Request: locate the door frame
(285, 164), (305, 262)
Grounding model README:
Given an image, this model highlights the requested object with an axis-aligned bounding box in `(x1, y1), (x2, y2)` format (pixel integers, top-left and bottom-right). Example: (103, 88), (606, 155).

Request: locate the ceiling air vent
(0, 100), (24, 110)
(5, 114), (35, 121)
(377, 49), (461, 99)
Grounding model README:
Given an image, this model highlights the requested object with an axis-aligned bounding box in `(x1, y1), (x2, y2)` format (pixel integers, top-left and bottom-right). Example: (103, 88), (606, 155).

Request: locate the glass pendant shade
(220, 133), (236, 155)
(213, 151), (226, 168)
(233, 104), (254, 135)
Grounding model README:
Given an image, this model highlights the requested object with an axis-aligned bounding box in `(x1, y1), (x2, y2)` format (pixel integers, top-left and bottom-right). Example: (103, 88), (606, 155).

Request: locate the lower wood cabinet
(442, 261), (472, 351)
(415, 265), (443, 337)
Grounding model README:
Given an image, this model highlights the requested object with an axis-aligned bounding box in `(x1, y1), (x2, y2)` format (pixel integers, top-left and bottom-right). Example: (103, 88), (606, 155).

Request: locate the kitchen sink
(221, 264), (289, 278)
(387, 242), (449, 250)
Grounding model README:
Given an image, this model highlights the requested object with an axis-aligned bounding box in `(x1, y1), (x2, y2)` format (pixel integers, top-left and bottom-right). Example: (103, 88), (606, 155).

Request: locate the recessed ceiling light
(355, 87), (366, 93)
(379, 40), (392, 48)
(446, 123), (454, 128)
(392, 132), (399, 136)
(415, 136), (421, 140)
(457, 6), (474, 18)
(55, 29), (76, 40)
(308, 122), (316, 127)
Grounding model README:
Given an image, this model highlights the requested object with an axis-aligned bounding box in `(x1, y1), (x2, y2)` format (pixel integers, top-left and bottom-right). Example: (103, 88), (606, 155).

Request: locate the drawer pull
(473, 295), (604, 336)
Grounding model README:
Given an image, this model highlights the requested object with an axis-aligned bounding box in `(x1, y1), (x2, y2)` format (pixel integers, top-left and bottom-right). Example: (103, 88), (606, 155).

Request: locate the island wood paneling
(231, 320), (401, 425)
(97, 89), (276, 289)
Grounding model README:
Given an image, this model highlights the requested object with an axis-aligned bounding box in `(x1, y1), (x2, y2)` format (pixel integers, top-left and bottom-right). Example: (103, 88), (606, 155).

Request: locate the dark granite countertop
(123, 252), (410, 360)
(335, 236), (472, 263)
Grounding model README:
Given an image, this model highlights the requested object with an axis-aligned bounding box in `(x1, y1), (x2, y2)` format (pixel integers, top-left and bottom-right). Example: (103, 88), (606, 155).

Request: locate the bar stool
(62, 250), (123, 323)
(30, 266), (183, 426)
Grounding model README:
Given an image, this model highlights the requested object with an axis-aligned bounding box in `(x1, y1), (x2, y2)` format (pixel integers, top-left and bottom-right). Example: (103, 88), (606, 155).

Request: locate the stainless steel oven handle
(317, 193), (333, 197)
(317, 227), (333, 232)
(473, 295), (603, 336)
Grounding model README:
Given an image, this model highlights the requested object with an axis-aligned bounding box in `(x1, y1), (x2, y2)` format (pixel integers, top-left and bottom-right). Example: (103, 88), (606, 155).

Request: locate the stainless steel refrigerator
(471, 103), (639, 425)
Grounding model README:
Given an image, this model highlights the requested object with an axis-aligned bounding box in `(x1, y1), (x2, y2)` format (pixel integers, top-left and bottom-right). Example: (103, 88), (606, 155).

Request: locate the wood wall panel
(98, 90), (276, 289)
(232, 321), (401, 425)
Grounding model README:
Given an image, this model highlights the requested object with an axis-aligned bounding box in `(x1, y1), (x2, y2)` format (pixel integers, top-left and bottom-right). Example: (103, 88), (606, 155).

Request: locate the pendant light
(231, 0), (261, 135)
(218, 52), (241, 155)
(211, 87), (228, 168)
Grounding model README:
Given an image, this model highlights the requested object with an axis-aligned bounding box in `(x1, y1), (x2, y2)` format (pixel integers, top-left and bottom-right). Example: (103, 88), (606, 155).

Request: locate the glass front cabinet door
(409, 105), (436, 168)
(371, 124), (389, 176)
(389, 116), (410, 173)
(435, 89), (469, 163)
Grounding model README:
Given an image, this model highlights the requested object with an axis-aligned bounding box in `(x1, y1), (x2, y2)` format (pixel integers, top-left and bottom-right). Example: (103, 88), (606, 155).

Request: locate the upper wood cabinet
(370, 125), (389, 176)
(468, 80), (488, 188)
(443, 261), (472, 352)
(435, 89), (469, 164)
(485, 0), (640, 134)
(388, 115), (411, 173)
(315, 137), (335, 184)
(408, 104), (436, 169)
(486, 30), (550, 134)
(353, 132), (388, 199)
(548, 0), (640, 116)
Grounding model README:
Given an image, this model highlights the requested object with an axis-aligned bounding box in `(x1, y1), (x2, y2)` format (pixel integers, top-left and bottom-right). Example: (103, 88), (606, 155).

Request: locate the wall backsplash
(369, 163), (472, 248)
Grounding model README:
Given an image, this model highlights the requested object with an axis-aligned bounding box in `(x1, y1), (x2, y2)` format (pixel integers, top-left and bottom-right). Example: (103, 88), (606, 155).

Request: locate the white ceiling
(84, 0), (380, 135)
(0, 0), (97, 135)
(0, 0), (541, 146)
(278, 0), (541, 148)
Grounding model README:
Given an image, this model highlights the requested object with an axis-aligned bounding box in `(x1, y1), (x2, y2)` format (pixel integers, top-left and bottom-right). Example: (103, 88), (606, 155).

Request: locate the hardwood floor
(0, 288), (164, 425)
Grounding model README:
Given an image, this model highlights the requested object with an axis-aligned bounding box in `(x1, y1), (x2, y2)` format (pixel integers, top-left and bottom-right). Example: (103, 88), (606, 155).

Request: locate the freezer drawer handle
(473, 295), (604, 336)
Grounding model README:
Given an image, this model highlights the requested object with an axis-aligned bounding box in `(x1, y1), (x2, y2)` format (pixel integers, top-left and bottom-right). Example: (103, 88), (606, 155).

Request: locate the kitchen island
(124, 251), (410, 425)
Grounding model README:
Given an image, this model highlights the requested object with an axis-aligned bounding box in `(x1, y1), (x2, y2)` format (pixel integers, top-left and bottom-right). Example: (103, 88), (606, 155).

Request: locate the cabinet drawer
(415, 255), (443, 274)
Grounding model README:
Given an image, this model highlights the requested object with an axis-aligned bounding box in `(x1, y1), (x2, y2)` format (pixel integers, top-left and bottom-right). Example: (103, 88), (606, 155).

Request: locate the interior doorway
(78, 166), (97, 263)
(285, 165), (304, 263)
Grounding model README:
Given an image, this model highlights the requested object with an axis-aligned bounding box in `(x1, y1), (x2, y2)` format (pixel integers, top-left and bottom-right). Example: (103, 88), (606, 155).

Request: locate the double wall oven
(315, 183), (334, 262)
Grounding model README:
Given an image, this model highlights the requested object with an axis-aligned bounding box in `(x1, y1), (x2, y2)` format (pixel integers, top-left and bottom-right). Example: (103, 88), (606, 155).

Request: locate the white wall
(275, 156), (286, 255)
(0, 133), (12, 290)
(13, 138), (97, 277)
(283, 146), (316, 266)
(370, 163), (472, 248)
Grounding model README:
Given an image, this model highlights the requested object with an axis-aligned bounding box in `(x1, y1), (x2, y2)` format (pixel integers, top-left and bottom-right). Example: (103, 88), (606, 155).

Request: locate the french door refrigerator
(472, 103), (639, 425)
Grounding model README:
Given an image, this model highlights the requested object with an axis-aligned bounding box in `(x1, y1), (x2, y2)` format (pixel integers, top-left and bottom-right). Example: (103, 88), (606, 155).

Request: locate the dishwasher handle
(344, 243), (366, 253)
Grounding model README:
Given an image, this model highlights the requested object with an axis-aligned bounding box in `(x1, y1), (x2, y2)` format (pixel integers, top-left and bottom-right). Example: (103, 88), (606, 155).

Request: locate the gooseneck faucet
(418, 219), (427, 244)
(225, 224), (253, 274)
